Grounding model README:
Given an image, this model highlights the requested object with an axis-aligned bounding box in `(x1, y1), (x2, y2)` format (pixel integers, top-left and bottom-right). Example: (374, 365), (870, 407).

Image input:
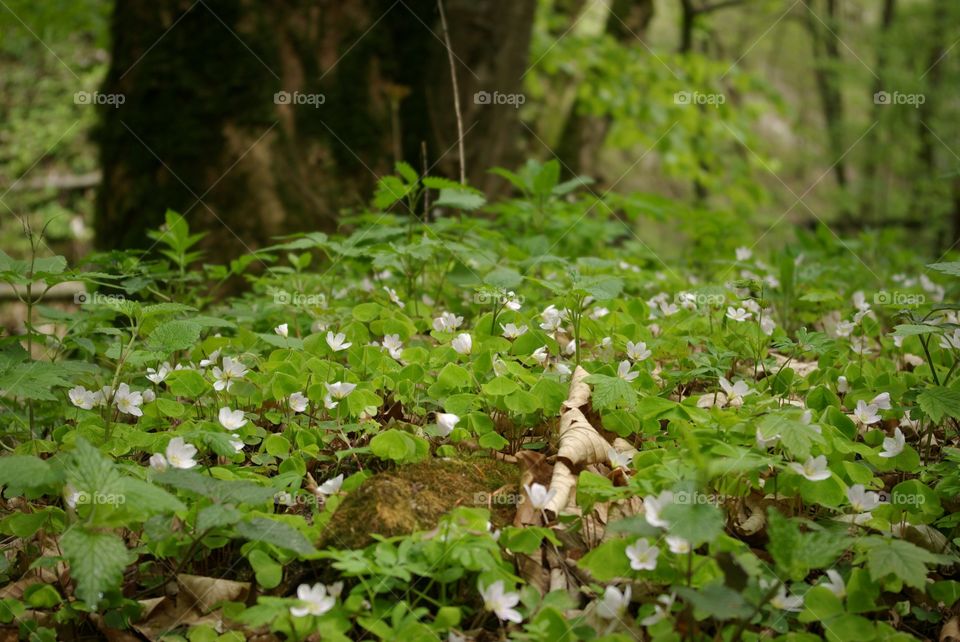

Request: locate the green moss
(320, 457), (517, 549)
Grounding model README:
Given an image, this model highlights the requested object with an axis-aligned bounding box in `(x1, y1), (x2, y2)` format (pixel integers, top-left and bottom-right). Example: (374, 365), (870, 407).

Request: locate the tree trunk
(95, 0), (535, 259)
(803, 0), (847, 189)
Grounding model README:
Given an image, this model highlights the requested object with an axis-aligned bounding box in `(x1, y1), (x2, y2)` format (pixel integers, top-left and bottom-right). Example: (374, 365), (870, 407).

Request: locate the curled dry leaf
(544, 366), (615, 514)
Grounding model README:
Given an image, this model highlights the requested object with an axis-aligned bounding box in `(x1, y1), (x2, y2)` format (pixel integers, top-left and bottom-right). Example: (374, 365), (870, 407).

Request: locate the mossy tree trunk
(95, 0), (535, 259)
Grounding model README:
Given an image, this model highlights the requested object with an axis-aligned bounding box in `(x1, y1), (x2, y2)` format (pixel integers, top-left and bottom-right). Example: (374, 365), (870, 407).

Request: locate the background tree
(94, 0), (536, 257)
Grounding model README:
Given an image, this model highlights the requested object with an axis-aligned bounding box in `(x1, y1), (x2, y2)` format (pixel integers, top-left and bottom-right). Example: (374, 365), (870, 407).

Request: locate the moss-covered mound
(321, 458), (518, 549)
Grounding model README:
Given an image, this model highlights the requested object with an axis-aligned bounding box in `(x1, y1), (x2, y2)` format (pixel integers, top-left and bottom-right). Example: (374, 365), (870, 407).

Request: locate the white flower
(382, 334), (403, 359)
(325, 381), (356, 400)
(736, 247), (752, 261)
(726, 307), (752, 322)
(760, 315), (776, 336)
(835, 320), (856, 338)
(666, 536), (691, 554)
(617, 360), (639, 382)
(290, 583), (336, 618)
(871, 392), (892, 410)
(64, 484), (82, 508)
(531, 345), (549, 365)
(608, 448), (632, 469)
(563, 339), (577, 356)
(218, 407), (247, 431)
(596, 585), (631, 620)
(821, 570), (846, 598)
(212, 357), (247, 391)
(539, 305), (566, 332)
(432, 311), (464, 332)
(625, 538), (659, 571)
(146, 362), (172, 384)
(590, 306), (609, 320)
(326, 331), (352, 352)
(879, 427), (905, 458)
(479, 580), (522, 623)
(452, 333), (472, 355)
(756, 428), (780, 449)
(289, 391), (309, 413)
(113, 383), (143, 417)
(274, 323), (289, 338)
(165, 437), (197, 469)
(852, 291), (869, 311)
(939, 329), (960, 350)
(788, 455), (831, 481)
(524, 482), (556, 510)
(142, 389), (156, 403)
(199, 349), (221, 369)
(658, 301), (679, 317)
(640, 594), (675, 626)
(769, 585), (804, 612)
(853, 400), (881, 425)
(68, 386), (96, 410)
(149, 453), (168, 471)
(837, 375), (848, 394)
(317, 473), (344, 496)
(719, 377), (753, 406)
(626, 340), (651, 362)
(500, 323), (527, 339)
(643, 491), (673, 528)
(436, 412), (460, 437)
(383, 286), (404, 308)
(228, 436), (245, 453)
(504, 292), (522, 312)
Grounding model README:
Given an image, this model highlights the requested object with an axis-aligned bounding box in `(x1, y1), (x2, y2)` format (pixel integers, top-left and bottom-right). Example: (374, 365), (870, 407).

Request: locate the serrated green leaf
(61, 527), (135, 609)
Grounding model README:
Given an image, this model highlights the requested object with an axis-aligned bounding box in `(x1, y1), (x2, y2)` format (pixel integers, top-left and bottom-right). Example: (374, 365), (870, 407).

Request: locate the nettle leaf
(154, 469), (276, 505)
(675, 582), (752, 621)
(893, 324), (941, 337)
(0, 455), (62, 491)
(859, 536), (939, 589)
(662, 500), (724, 547)
(483, 267), (523, 290)
(117, 478), (186, 515)
(61, 527), (135, 609)
(435, 188), (486, 211)
(0, 361), (73, 401)
(767, 509), (849, 581)
(197, 504), (244, 531)
(64, 439), (124, 499)
(584, 374), (636, 410)
(927, 261), (960, 277)
(917, 386), (960, 423)
(234, 517), (317, 556)
(578, 276), (623, 300)
(147, 320), (202, 353)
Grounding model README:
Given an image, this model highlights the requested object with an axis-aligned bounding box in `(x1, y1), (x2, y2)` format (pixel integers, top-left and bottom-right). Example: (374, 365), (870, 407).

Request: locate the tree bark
(803, 0), (847, 189)
(95, 0), (535, 259)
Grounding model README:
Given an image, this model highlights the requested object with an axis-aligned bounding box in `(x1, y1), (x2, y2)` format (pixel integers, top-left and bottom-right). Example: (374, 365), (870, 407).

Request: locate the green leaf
(484, 267), (523, 290)
(61, 527), (135, 609)
(917, 386), (960, 423)
(435, 188), (486, 211)
(860, 536), (939, 589)
(661, 500), (724, 547)
(147, 320), (202, 353)
(482, 376), (520, 396)
(767, 509), (849, 581)
(248, 549), (282, 589)
(584, 374), (636, 410)
(197, 504), (243, 531)
(0, 455), (61, 490)
(674, 582), (752, 621)
(118, 477), (186, 515)
(234, 517), (317, 556)
(369, 429), (429, 464)
(164, 369), (209, 397)
(927, 261), (960, 276)
(155, 469), (276, 505)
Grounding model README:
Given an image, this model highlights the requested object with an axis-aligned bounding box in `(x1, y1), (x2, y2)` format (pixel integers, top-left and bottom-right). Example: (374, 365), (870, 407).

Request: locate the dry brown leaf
(941, 616), (960, 642)
(177, 574), (250, 614)
(544, 366), (614, 514)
